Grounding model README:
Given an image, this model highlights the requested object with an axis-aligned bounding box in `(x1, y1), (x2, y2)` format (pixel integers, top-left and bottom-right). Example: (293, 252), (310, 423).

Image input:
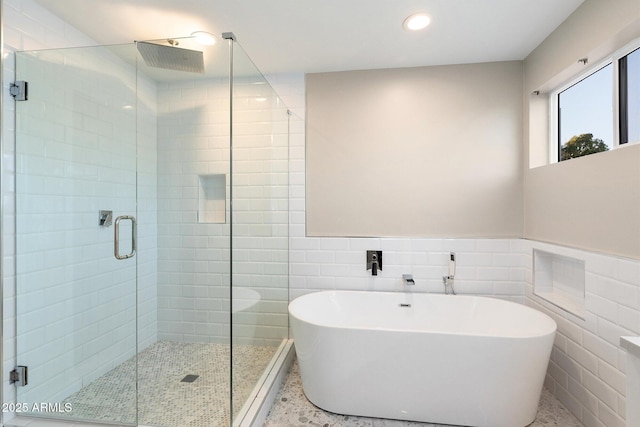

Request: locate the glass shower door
(14, 44), (139, 424)
(230, 41), (290, 424)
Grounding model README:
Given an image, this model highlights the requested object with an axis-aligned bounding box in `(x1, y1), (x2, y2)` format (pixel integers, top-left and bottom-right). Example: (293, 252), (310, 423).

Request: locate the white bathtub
(289, 290), (556, 427)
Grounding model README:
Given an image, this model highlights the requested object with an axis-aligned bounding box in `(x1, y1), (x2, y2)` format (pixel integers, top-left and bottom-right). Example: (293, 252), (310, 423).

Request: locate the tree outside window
(560, 133), (608, 161)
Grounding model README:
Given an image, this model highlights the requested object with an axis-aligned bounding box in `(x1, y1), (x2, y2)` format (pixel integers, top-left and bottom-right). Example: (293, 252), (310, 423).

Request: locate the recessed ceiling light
(191, 31), (217, 46)
(403, 13), (431, 31)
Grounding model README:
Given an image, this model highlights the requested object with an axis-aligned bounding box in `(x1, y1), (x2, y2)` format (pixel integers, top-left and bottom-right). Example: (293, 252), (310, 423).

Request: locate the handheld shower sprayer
(443, 252), (456, 295)
(448, 252), (456, 278)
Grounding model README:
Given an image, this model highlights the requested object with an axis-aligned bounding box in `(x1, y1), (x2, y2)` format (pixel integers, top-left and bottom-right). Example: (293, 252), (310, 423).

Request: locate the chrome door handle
(114, 215), (136, 260)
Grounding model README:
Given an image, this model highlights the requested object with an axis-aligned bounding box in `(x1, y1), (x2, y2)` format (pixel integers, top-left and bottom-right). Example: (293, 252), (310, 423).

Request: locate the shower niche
(198, 174), (226, 223)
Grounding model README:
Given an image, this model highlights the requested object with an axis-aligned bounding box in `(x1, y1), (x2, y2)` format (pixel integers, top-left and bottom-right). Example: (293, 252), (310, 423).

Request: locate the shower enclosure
(10, 35), (290, 426)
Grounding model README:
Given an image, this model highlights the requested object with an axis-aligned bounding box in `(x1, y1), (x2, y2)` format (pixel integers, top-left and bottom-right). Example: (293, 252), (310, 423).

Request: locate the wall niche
(198, 174), (226, 223)
(533, 249), (585, 318)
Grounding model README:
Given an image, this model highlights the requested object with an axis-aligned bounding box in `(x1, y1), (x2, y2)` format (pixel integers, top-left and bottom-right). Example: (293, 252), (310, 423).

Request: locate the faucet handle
(366, 250), (382, 276)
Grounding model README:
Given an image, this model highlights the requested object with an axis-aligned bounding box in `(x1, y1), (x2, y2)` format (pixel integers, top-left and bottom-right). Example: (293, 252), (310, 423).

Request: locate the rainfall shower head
(137, 41), (204, 73)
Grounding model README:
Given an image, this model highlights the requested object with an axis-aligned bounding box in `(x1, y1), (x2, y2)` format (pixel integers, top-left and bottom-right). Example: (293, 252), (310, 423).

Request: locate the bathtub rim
(289, 290), (557, 339)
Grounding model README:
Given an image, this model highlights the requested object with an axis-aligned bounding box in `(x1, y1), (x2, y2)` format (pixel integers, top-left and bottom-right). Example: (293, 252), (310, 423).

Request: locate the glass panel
(15, 44), (139, 424)
(231, 42), (290, 424)
(14, 36), (240, 427)
(139, 37), (231, 427)
(625, 47), (640, 144)
(558, 63), (613, 161)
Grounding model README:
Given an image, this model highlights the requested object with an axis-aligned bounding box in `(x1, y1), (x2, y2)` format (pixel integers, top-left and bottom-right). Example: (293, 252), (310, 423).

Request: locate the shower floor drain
(181, 374), (199, 383)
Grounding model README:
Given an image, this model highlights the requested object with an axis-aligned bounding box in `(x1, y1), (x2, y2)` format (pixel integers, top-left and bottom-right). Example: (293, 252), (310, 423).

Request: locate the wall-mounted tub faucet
(366, 250), (382, 276)
(443, 252), (456, 295)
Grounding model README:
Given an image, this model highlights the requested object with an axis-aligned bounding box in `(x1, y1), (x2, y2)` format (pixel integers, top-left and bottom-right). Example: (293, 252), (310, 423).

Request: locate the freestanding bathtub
(289, 290), (556, 427)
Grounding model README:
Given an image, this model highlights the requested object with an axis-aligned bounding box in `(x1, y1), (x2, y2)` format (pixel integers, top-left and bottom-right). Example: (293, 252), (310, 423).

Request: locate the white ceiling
(33, 0), (584, 75)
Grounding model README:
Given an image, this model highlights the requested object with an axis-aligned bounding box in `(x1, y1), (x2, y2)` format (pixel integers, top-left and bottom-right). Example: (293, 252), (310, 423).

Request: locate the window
(557, 64), (612, 161)
(551, 40), (640, 162)
(620, 47), (640, 145)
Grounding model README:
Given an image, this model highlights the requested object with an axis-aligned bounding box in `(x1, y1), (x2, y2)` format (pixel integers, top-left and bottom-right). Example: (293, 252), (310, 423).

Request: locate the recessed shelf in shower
(198, 174), (226, 223)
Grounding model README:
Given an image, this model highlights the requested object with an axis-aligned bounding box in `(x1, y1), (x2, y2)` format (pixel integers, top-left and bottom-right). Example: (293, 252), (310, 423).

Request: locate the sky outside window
(558, 64), (613, 149)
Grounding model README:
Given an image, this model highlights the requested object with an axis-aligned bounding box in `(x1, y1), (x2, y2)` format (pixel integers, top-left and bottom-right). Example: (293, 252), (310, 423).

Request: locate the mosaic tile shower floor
(264, 360), (585, 427)
(58, 341), (276, 427)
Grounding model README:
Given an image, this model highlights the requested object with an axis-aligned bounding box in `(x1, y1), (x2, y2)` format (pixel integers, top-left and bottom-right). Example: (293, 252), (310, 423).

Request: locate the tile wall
(14, 45), (135, 406)
(525, 241), (639, 427)
(229, 77), (290, 346)
(4, 23), (159, 415)
(1, 0), (155, 414)
(155, 75), (290, 345)
(155, 78), (231, 343)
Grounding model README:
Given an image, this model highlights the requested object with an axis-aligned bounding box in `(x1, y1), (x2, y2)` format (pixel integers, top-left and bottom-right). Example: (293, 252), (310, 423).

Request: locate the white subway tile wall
(2, 0), (93, 415)
(136, 76), (160, 352)
(12, 44), (158, 407)
(156, 78), (231, 343)
(2, 0), (154, 415)
(156, 75), (289, 346)
(230, 76), (290, 346)
(525, 242), (640, 427)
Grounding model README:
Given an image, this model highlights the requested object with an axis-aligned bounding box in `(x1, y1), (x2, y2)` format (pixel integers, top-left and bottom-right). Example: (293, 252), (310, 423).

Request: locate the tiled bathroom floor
(264, 360), (584, 427)
(10, 341), (277, 427)
(69, 341), (277, 426)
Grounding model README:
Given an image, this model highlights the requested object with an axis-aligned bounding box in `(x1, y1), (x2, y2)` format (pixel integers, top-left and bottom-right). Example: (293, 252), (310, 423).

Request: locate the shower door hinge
(10, 366), (28, 387)
(10, 81), (28, 101)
